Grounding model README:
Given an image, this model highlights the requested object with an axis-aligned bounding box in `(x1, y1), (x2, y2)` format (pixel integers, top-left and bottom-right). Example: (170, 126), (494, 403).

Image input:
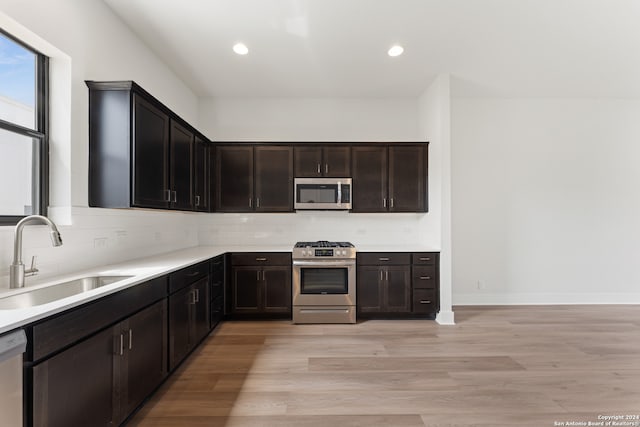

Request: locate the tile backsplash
(0, 207), (199, 288)
(0, 208), (438, 289)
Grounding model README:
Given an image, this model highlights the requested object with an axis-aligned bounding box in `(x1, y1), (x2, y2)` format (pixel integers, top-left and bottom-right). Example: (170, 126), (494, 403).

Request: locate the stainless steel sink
(0, 275), (133, 310)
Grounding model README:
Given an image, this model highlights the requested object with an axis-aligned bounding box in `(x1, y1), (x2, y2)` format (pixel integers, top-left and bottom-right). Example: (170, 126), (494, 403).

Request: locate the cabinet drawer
(412, 289), (438, 313)
(231, 252), (291, 266)
(412, 266), (437, 289)
(412, 253), (438, 265)
(357, 252), (410, 266)
(169, 261), (209, 294)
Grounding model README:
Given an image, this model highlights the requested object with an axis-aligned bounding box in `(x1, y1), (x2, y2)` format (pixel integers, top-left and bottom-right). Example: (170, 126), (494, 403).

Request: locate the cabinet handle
(187, 271), (200, 277)
(419, 257), (431, 261)
(255, 257), (267, 261)
(128, 329), (133, 350)
(317, 163), (321, 174)
(380, 270), (384, 281)
(379, 257), (390, 261)
(420, 300), (432, 304)
(165, 189), (171, 202)
(195, 195), (200, 206)
(172, 190), (177, 203)
(257, 270), (261, 281)
(385, 270), (389, 281)
(119, 334), (124, 356)
(383, 198), (387, 208)
(419, 276), (432, 280)
(249, 198), (252, 208)
(325, 164), (329, 174)
(189, 290), (196, 304)
(194, 288), (200, 303)
(256, 197), (260, 208)
(390, 198), (394, 208)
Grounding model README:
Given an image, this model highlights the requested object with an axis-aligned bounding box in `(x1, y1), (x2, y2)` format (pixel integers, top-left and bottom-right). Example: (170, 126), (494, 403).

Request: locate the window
(0, 29), (48, 225)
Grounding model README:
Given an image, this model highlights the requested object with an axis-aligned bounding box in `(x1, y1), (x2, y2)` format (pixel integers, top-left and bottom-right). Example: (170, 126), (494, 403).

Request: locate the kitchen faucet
(9, 215), (63, 288)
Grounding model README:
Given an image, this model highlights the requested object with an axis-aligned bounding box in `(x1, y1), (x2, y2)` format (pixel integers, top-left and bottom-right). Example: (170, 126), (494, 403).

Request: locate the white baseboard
(436, 310), (455, 325)
(453, 292), (640, 305)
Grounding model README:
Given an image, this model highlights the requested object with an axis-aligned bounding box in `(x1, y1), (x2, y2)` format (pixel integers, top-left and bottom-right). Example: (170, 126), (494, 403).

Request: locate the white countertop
(0, 243), (439, 335)
(0, 245), (291, 335)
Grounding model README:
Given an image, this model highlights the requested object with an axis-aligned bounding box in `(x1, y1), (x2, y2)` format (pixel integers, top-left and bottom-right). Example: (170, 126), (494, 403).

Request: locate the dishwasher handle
(0, 330), (26, 363)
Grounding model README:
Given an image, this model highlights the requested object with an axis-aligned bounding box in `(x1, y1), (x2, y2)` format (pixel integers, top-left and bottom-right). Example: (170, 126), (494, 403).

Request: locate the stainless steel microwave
(294, 178), (352, 210)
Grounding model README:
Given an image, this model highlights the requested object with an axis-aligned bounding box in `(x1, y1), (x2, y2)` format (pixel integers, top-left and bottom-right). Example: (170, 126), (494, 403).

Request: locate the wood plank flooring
(127, 305), (640, 427)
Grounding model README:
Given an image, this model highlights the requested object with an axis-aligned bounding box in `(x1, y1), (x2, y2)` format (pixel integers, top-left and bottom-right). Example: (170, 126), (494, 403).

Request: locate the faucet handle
(25, 256), (39, 277)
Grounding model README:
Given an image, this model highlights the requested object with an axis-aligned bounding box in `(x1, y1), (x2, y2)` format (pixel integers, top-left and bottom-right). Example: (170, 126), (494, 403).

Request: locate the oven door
(292, 260), (356, 306)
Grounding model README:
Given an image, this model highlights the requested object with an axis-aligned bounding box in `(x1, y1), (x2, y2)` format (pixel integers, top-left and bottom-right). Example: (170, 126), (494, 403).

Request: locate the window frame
(0, 29), (49, 226)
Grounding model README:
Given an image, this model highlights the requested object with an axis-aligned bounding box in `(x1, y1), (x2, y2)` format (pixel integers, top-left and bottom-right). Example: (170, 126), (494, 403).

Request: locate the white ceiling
(103, 0), (640, 98)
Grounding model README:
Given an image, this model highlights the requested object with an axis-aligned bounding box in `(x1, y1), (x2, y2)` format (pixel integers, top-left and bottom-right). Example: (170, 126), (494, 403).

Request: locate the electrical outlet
(94, 237), (108, 248)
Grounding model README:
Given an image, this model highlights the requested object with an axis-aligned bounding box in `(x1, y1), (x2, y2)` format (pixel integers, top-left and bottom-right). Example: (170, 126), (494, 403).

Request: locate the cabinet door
(193, 136), (210, 212)
(31, 327), (116, 427)
(132, 94), (170, 209)
(232, 266), (261, 313)
(356, 266), (384, 313)
(324, 146), (351, 177)
(294, 146), (323, 177)
(389, 145), (427, 212)
(169, 285), (192, 370)
(262, 266), (292, 313)
(216, 146), (254, 212)
(255, 146), (293, 212)
(192, 277), (211, 343)
(351, 146), (388, 212)
(384, 266), (411, 312)
(120, 300), (167, 423)
(170, 119), (194, 210)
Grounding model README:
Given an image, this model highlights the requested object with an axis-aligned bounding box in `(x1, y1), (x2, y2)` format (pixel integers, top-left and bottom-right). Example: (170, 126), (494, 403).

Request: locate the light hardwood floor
(127, 305), (640, 427)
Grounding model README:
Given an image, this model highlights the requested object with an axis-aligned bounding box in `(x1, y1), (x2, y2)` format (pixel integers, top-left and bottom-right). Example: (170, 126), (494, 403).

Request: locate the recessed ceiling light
(388, 45), (404, 57)
(233, 43), (249, 55)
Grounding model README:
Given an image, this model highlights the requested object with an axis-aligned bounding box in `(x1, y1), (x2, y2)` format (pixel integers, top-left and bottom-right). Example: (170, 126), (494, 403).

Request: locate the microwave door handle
(337, 183), (342, 205)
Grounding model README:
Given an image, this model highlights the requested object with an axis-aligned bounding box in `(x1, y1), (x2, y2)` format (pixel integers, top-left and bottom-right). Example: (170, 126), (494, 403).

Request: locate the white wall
(200, 97), (420, 141)
(0, 0), (201, 287)
(451, 98), (640, 304)
(197, 96), (442, 248)
(418, 75), (454, 324)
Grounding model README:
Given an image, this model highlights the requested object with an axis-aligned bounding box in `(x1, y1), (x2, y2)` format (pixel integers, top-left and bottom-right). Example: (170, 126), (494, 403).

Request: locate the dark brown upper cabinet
(193, 135), (211, 212)
(169, 119), (194, 210)
(255, 146), (293, 211)
(131, 94), (170, 209)
(351, 144), (427, 212)
(87, 80), (208, 212)
(216, 146), (254, 212)
(351, 146), (388, 212)
(294, 145), (350, 177)
(216, 145), (293, 212)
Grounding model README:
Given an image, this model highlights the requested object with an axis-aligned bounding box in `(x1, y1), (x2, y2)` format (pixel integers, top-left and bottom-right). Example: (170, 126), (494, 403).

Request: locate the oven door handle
(293, 260), (355, 267)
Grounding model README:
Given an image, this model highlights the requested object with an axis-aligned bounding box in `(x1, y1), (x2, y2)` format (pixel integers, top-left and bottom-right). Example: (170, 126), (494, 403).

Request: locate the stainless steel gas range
(292, 241), (356, 324)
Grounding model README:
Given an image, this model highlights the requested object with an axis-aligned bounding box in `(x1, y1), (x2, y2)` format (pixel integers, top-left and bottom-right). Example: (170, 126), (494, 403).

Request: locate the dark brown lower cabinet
(118, 300), (167, 423)
(32, 326), (115, 427)
(231, 266), (291, 315)
(357, 252), (440, 318)
(31, 300), (167, 427)
(168, 277), (210, 370)
(357, 265), (411, 314)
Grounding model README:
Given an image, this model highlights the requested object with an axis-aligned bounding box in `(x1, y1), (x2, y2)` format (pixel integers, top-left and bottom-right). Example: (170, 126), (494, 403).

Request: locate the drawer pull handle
(419, 257), (431, 261)
(419, 276), (432, 280)
(128, 329), (133, 350)
(255, 257), (268, 261)
(379, 257), (390, 261)
(420, 300), (432, 304)
(186, 271), (200, 277)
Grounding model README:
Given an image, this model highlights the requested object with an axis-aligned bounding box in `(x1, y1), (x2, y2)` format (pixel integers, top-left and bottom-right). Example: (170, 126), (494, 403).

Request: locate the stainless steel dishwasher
(0, 329), (27, 427)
